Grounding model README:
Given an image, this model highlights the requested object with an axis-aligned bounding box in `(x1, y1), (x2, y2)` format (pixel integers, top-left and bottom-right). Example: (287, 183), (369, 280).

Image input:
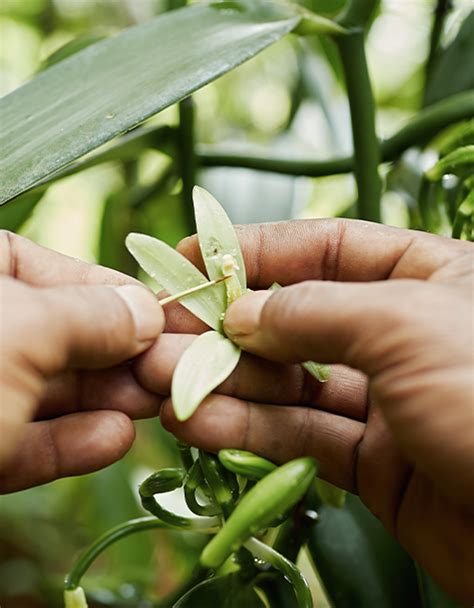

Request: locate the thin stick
(158, 276), (229, 306)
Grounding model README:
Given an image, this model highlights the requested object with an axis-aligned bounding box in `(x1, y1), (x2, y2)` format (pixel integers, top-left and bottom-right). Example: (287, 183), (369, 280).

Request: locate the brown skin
(134, 219), (474, 604)
(0, 231), (164, 493)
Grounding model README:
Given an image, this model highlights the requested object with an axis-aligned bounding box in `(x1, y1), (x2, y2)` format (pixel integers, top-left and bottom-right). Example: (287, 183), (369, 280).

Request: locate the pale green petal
(172, 331), (241, 421)
(193, 186), (246, 292)
(126, 233), (226, 330)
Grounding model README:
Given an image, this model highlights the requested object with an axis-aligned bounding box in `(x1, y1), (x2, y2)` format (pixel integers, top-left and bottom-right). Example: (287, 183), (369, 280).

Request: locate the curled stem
(244, 537), (313, 608)
(140, 494), (220, 531)
(64, 517), (167, 590)
(184, 461), (221, 517)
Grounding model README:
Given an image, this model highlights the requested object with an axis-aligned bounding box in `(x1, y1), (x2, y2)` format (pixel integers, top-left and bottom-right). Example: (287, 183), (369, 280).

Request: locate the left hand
(0, 231), (164, 493)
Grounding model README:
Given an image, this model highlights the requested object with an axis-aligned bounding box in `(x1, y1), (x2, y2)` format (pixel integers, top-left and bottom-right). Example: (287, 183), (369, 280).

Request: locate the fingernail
(224, 291), (272, 339)
(114, 285), (164, 342)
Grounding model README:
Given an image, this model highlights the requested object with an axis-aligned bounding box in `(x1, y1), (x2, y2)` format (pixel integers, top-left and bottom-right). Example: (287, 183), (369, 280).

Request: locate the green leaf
(307, 494), (423, 608)
(126, 233), (226, 330)
(174, 574), (265, 608)
(424, 11), (474, 107)
(40, 33), (108, 71)
(193, 185), (246, 301)
(293, 7), (348, 36)
(172, 331), (241, 421)
(0, 190), (43, 231)
(0, 1), (300, 205)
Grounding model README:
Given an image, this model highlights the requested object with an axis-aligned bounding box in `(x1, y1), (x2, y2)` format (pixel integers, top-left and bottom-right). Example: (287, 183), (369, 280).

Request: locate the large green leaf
(0, 190), (43, 231)
(174, 574), (265, 608)
(0, 1), (299, 205)
(307, 494), (423, 608)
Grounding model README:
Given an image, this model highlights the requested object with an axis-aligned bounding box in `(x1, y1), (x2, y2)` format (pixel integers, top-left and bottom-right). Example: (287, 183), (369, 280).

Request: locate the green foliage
(1, 0), (472, 606)
(424, 11), (474, 106)
(174, 573), (266, 608)
(0, 1), (300, 204)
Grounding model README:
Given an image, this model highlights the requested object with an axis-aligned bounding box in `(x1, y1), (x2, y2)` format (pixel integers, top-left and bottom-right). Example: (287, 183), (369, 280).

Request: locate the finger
(177, 219), (469, 285)
(0, 411), (134, 493)
(37, 364), (164, 420)
(160, 395), (365, 491)
(223, 280), (423, 374)
(4, 279), (164, 374)
(0, 230), (138, 286)
(134, 334), (368, 421)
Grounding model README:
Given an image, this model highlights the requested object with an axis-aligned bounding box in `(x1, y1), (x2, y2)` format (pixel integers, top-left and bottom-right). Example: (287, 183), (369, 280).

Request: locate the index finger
(0, 230), (138, 287)
(177, 218), (469, 286)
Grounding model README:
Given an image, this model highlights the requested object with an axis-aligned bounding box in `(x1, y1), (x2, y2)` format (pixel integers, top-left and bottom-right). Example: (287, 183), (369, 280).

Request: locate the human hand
(0, 231), (164, 493)
(134, 219), (474, 603)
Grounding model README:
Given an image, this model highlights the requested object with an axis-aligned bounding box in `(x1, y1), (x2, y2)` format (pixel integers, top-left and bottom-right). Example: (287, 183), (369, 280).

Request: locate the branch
(197, 91), (474, 179)
(337, 31), (382, 221)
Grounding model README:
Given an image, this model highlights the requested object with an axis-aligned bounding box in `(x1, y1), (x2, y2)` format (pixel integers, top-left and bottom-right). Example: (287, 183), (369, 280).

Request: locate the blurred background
(0, 0), (472, 606)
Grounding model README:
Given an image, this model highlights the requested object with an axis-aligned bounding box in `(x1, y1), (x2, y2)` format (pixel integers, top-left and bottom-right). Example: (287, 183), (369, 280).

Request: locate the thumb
(12, 282), (165, 374)
(224, 280), (413, 376)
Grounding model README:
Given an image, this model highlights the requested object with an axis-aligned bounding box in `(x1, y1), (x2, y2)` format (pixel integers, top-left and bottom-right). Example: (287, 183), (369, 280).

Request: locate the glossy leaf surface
(174, 574), (265, 608)
(307, 493), (422, 608)
(0, 1), (299, 204)
(172, 331), (241, 421)
(126, 233), (226, 330)
(0, 191), (43, 231)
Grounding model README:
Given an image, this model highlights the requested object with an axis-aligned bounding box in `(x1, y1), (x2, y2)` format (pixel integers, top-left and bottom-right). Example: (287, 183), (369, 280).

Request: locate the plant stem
(198, 91), (474, 179)
(337, 31), (382, 221)
(199, 148), (353, 177)
(244, 537), (313, 608)
(178, 97), (197, 234)
(385, 91), (474, 157)
(64, 517), (167, 590)
(424, 0), (452, 92)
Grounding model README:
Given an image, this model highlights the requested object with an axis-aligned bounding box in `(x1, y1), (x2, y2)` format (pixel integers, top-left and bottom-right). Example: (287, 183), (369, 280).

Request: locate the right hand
(135, 219), (474, 603)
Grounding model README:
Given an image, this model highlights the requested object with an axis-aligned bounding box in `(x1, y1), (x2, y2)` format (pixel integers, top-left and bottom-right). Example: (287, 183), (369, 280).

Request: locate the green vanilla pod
(139, 468), (185, 497)
(218, 449), (277, 480)
(200, 457), (318, 569)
